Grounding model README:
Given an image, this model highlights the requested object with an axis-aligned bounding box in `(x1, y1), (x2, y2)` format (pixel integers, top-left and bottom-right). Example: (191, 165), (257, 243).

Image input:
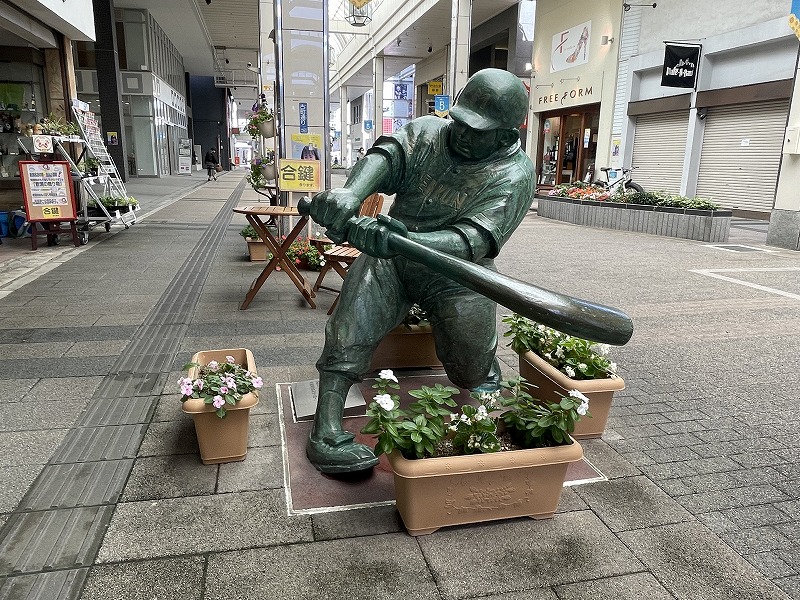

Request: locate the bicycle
(593, 167), (644, 195)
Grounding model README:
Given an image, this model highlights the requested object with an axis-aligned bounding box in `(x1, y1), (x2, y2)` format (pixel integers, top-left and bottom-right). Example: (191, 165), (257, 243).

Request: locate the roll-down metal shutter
(631, 111), (689, 194)
(696, 100), (788, 214)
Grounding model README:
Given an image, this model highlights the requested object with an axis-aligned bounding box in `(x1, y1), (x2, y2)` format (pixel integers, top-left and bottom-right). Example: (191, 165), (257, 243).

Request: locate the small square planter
(517, 350), (625, 439)
(370, 324), (442, 370)
(245, 237), (268, 261)
(181, 348), (259, 464)
(388, 439), (584, 535)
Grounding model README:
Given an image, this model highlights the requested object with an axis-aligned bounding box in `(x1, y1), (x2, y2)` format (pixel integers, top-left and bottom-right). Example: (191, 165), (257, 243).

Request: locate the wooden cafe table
(233, 205), (316, 310)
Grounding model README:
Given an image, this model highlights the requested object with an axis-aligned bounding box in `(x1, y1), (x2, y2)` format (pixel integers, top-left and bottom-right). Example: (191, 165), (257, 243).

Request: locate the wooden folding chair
(312, 193), (384, 314)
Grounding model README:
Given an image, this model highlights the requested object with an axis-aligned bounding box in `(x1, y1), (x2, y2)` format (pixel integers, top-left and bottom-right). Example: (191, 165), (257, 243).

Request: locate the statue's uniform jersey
(318, 116), (534, 389)
(370, 115), (534, 260)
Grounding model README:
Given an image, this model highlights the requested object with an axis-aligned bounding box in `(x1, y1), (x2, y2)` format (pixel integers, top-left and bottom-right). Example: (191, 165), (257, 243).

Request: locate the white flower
(569, 390), (590, 416)
(554, 346), (564, 359)
(475, 405), (488, 421)
(608, 361), (618, 373)
(378, 369), (398, 383)
(596, 344), (610, 356)
(374, 394), (394, 411)
(564, 365), (576, 378)
(578, 362), (588, 372)
(460, 414), (471, 425)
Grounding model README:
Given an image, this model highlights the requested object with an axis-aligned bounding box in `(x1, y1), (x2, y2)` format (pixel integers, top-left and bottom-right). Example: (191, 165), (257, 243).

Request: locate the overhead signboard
(661, 43), (702, 89)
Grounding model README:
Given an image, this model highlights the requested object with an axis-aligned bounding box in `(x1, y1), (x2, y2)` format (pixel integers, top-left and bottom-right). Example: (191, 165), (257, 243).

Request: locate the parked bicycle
(593, 167), (644, 194)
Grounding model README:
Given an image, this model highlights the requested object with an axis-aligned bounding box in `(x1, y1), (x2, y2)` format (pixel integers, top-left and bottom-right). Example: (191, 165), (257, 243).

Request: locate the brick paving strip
(0, 179), (247, 599)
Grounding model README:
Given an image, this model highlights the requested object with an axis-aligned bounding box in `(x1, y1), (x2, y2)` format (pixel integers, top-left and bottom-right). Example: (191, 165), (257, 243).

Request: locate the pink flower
(194, 379), (204, 390)
(220, 386), (228, 394)
(180, 383), (193, 396)
(226, 356), (236, 363)
(251, 376), (263, 389)
(207, 360), (219, 371)
(213, 395), (225, 408)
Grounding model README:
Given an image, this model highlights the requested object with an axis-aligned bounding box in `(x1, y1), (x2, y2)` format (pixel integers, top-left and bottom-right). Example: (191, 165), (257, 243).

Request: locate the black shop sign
(661, 43), (702, 89)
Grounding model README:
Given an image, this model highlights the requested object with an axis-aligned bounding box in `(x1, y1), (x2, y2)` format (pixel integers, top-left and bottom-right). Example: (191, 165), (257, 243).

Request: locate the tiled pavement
(0, 170), (799, 599)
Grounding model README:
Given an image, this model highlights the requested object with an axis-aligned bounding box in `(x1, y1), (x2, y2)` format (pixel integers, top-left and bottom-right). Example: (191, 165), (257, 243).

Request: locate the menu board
(19, 161), (77, 221)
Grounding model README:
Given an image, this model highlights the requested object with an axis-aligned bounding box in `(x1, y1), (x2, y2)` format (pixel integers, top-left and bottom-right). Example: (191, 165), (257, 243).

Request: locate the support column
(92, 0), (128, 180)
(372, 55), (384, 148)
(767, 48), (800, 250)
(274, 0), (329, 192)
(340, 86), (349, 166)
(447, 0), (472, 98)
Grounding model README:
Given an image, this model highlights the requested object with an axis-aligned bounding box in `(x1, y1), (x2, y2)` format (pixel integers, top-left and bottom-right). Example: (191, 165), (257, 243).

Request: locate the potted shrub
(178, 349), (263, 464)
(246, 104), (275, 139)
(239, 224), (268, 262)
(246, 156), (277, 192)
(362, 371), (587, 535)
(503, 314), (625, 439)
(370, 304), (441, 370)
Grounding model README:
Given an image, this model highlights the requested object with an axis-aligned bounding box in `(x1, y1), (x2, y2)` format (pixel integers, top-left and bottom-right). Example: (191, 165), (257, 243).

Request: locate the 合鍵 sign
(278, 159), (321, 192)
(19, 161), (77, 221)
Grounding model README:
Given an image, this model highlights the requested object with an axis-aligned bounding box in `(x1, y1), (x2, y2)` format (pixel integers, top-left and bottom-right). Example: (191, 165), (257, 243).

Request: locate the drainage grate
(705, 244), (775, 253)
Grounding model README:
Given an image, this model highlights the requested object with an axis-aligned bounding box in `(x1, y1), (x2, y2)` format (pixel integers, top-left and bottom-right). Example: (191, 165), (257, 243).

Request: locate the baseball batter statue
(306, 68), (535, 473)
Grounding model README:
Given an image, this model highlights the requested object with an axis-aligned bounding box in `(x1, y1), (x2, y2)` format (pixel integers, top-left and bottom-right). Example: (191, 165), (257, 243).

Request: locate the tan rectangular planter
(245, 238), (268, 262)
(370, 324), (442, 370)
(517, 350), (624, 440)
(388, 439), (583, 536)
(181, 348), (259, 464)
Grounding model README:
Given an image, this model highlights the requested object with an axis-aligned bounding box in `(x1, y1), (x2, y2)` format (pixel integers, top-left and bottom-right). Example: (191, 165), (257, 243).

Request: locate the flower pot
(517, 350), (625, 440)
(262, 162), (277, 181)
(257, 119), (275, 138)
(387, 439), (584, 535)
(181, 348), (259, 464)
(245, 237), (268, 261)
(370, 324), (442, 370)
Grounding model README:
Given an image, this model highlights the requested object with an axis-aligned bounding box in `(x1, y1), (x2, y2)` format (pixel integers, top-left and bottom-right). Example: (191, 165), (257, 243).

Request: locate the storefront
(528, 0), (621, 190)
(0, 0), (94, 211)
(536, 104), (600, 186)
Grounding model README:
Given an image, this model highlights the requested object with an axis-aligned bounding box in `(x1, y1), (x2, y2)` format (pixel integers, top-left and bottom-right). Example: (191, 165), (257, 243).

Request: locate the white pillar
(373, 55), (385, 146)
(340, 86), (349, 166)
(767, 48), (800, 250)
(447, 0), (472, 98)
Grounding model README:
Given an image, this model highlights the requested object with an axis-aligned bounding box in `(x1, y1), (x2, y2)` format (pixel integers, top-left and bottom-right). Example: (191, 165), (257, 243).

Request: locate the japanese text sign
(20, 161), (77, 221)
(279, 159), (321, 192)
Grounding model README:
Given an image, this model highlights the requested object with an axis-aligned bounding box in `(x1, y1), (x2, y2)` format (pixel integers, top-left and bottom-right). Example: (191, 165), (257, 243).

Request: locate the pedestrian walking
(204, 149), (218, 181)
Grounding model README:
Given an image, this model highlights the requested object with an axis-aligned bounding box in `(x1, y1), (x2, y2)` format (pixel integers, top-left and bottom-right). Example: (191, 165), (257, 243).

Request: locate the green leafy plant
(178, 355), (263, 418)
(246, 104), (275, 138)
(503, 314), (618, 381)
(239, 224), (261, 240)
(361, 369), (588, 460)
(246, 156), (275, 190)
(88, 195), (138, 209)
(41, 113), (80, 136)
(284, 236), (324, 270)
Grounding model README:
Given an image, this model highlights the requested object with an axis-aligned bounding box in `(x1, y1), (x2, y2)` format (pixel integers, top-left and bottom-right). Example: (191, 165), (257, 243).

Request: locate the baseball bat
(297, 198), (633, 346)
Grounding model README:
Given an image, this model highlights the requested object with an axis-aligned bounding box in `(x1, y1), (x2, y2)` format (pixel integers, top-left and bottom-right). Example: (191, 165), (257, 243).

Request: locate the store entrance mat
(277, 373), (606, 515)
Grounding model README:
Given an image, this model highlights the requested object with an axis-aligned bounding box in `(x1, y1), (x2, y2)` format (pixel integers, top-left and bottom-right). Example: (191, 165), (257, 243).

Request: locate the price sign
(19, 161), (77, 221)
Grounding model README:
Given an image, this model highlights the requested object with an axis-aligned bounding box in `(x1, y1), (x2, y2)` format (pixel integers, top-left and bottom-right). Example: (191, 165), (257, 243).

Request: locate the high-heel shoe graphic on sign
(566, 27), (589, 63)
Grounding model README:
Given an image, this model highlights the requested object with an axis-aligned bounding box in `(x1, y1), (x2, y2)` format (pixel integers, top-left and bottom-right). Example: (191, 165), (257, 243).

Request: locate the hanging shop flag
(661, 43), (702, 88)
(790, 0), (800, 39)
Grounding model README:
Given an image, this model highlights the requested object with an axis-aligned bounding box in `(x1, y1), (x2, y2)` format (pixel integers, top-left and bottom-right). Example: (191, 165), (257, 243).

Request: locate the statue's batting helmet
(448, 68), (529, 131)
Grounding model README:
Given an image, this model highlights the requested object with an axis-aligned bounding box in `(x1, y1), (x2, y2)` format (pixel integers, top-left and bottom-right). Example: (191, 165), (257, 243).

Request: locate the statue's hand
(347, 214), (408, 259)
(309, 188), (361, 238)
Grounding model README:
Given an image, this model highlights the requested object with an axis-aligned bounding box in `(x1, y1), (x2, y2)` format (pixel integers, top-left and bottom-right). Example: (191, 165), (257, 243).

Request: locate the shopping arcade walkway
(0, 170), (798, 599)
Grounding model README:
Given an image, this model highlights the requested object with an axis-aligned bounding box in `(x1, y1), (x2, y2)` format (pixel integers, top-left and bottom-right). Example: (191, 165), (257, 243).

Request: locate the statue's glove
(347, 214), (408, 259)
(309, 188), (361, 242)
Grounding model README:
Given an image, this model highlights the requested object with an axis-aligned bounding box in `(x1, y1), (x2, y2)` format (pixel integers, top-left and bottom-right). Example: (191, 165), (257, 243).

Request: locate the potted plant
(178, 348), (263, 464)
(246, 104), (275, 139)
(284, 237), (325, 271)
(503, 314), (625, 439)
(246, 156), (277, 192)
(362, 371), (587, 535)
(239, 224), (268, 262)
(370, 304), (441, 370)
